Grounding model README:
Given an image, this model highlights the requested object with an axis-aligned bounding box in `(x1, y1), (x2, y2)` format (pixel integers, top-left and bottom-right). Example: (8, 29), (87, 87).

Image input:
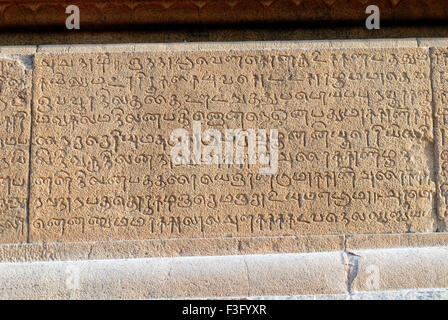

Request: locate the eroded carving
(29, 48), (435, 241)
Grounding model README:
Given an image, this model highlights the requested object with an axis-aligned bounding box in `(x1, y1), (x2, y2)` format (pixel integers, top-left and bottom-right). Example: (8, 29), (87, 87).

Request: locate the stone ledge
(0, 251), (347, 299)
(1, 246), (447, 299)
(1, 0), (448, 29)
(2, 233), (448, 263)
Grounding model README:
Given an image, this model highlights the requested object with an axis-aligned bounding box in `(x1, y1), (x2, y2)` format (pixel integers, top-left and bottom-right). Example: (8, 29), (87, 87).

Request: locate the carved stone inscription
(30, 48), (435, 242)
(431, 48), (448, 229)
(0, 58), (31, 243)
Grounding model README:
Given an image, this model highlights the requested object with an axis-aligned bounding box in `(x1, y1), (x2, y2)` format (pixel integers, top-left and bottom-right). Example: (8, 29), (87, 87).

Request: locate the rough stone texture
(430, 47), (448, 232)
(2, 40), (448, 298)
(0, 235), (343, 263)
(348, 288), (448, 300)
(0, 248), (447, 299)
(0, 53), (32, 243)
(28, 43), (436, 243)
(0, 40), (445, 257)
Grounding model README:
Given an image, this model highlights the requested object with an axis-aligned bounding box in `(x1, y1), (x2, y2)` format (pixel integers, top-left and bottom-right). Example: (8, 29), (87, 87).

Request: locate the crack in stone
(342, 250), (360, 296)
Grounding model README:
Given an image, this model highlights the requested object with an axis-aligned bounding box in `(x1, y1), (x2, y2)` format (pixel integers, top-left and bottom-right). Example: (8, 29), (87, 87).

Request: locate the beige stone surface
(1, 232), (448, 263)
(1, 247), (448, 299)
(29, 45), (436, 242)
(351, 247), (448, 292)
(0, 54), (31, 243)
(0, 251), (347, 299)
(5, 28), (448, 47)
(0, 235), (344, 262)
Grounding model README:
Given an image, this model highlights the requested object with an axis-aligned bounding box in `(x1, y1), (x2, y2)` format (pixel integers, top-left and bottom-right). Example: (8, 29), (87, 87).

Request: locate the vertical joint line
(429, 47), (443, 232)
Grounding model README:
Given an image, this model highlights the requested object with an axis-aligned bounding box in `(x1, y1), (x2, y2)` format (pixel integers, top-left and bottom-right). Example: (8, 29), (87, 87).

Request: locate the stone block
(29, 44), (436, 242)
(0, 51), (32, 243)
(350, 247), (448, 292)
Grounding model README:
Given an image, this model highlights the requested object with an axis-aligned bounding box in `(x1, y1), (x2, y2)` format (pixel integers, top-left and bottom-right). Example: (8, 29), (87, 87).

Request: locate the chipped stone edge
(204, 288), (448, 300)
(0, 247), (447, 299)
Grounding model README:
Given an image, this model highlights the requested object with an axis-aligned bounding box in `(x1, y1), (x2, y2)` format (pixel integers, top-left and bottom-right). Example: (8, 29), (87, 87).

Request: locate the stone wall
(1, 0), (448, 28)
(0, 39), (446, 260)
